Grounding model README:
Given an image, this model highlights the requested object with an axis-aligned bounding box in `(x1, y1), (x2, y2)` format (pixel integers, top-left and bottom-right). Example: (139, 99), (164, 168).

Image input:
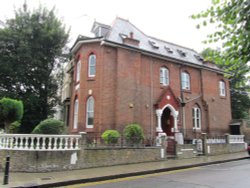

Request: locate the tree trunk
(4, 122), (10, 133)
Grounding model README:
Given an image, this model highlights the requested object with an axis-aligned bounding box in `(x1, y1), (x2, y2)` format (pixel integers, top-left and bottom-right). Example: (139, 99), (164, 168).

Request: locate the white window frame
(160, 67), (169, 86)
(219, 80), (226, 96)
(73, 99), (79, 129)
(192, 107), (201, 130)
(86, 96), (94, 128)
(76, 60), (81, 82)
(181, 72), (190, 90)
(88, 54), (96, 77)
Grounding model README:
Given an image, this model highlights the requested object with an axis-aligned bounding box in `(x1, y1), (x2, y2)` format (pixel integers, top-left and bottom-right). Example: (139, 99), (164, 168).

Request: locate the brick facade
(63, 18), (231, 142)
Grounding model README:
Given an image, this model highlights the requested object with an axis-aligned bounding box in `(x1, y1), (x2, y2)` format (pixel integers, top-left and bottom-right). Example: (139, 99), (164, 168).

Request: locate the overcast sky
(0, 0), (219, 52)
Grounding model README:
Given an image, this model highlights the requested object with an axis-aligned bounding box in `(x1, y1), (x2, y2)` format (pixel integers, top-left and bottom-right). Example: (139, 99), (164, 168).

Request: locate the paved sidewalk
(1, 152), (249, 188)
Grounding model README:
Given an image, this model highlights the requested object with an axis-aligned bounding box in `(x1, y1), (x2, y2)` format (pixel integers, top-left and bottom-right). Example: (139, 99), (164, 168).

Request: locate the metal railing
(85, 132), (156, 148)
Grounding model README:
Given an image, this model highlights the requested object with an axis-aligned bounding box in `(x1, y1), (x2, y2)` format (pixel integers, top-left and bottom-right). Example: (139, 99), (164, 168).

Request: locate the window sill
(193, 128), (201, 132)
(219, 95), (226, 99)
(182, 89), (191, 93)
(160, 85), (169, 89)
(87, 77), (96, 81)
(85, 127), (94, 132)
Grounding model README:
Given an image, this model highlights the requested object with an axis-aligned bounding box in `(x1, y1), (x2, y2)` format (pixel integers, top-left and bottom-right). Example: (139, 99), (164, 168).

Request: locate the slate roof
(106, 18), (205, 66)
(72, 17), (222, 72)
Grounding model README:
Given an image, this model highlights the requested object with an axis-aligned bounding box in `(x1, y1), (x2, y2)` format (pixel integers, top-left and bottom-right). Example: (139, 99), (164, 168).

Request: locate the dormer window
(91, 22), (111, 37)
(194, 54), (204, 61)
(164, 46), (173, 53)
(177, 49), (186, 57)
(149, 40), (159, 49)
(119, 33), (128, 39)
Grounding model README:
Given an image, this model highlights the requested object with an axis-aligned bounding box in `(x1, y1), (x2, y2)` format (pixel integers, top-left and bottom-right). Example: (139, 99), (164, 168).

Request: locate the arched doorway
(156, 104), (178, 135)
(156, 104), (183, 147)
(161, 107), (174, 137)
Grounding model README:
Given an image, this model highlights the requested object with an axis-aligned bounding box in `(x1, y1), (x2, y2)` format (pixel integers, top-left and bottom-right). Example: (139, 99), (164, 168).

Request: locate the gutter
(100, 40), (227, 75)
(71, 37), (103, 54)
(70, 37), (227, 75)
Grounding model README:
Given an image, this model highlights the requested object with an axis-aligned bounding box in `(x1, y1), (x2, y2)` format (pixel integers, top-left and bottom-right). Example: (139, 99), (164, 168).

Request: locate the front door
(161, 107), (175, 155)
(161, 107), (174, 137)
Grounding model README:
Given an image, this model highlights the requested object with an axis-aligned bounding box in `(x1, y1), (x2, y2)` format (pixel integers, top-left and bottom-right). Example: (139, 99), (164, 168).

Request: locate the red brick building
(62, 18), (231, 144)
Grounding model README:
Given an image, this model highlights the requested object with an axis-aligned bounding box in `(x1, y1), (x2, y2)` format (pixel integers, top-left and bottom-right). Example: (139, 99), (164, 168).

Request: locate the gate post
(201, 133), (208, 155)
(79, 132), (87, 149)
(160, 133), (167, 159)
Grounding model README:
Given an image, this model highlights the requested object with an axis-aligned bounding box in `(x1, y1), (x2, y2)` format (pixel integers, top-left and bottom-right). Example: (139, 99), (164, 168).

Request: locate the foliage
(123, 123), (144, 146)
(193, 0), (250, 119)
(0, 97), (23, 132)
(0, 3), (69, 133)
(201, 47), (250, 119)
(192, 0), (250, 83)
(230, 90), (250, 119)
(9, 121), (21, 133)
(101, 130), (121, 145)
(192, 0), (250, 65)
(32, 118), (66, 134)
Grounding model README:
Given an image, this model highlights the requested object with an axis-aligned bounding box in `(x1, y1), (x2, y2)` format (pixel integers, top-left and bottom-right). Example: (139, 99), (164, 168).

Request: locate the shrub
(9, 121), (21, 133)
(32, 118), (66, 134)
(101, 130), (120, 145)
(123, 123), (144, 146)
(0, 97), (23, 132)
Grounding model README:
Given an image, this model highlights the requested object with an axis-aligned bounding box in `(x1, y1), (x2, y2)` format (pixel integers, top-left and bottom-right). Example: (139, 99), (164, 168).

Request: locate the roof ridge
(113, 17), (199, 54)
(113, 17), (148, 37)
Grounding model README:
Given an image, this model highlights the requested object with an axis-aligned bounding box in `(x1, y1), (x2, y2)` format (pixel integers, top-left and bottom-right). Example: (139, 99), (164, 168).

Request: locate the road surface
(63, 159), (250, 188)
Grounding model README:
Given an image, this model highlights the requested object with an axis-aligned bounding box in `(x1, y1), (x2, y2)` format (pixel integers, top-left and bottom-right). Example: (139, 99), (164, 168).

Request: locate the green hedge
(123, 123), (144, 146)
(101, 130), (120, 145)
(32, 118), (66, 134)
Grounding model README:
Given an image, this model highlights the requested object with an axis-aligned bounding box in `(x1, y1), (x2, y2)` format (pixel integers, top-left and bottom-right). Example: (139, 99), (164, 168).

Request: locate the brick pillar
(79, 132), (87, 149)
(201, 133), (208, 155)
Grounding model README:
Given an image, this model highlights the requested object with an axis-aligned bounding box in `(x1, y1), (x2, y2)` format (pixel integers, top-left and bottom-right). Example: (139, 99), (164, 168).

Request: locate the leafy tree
(192, 0), (250, 65)
(32, 118), (66, 134)
(193, 0), (250, 119)
(0, 97), (24, 132)
(230, 90), (250, 119)
(0, 3), (69, 132)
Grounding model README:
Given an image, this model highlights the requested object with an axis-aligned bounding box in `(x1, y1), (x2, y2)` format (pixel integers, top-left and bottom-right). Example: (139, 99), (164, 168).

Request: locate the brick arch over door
(155, 86), (180, 135)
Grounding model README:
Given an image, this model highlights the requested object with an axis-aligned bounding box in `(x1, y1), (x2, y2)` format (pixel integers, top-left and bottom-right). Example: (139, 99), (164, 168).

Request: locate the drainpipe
(179, 65), (186, 138)
(199, 69), (209, 134)
(150, 58), (154, 142)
